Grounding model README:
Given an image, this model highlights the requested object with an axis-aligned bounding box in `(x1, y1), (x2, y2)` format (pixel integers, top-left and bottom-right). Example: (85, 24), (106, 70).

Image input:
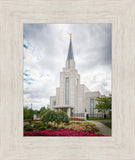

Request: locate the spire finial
(69, 33), (72, 39)
(67, 33), (74, 60)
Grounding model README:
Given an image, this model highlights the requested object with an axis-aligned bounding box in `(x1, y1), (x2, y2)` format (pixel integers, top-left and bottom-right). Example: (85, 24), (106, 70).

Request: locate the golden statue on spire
(69, 33), (72, 39)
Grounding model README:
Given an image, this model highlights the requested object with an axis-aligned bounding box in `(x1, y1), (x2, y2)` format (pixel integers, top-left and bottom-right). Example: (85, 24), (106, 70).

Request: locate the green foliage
(34, 123), (42, 130)
(24, 107), (30, 120)
(51, 126), (57, 129)
(39, 107), (50, 117)
(56, 111), (69, 125)
(38, 126), (46, 131)
(87, 117), (111, 121)
(83, 122), (96, 125)
(72, 122), (81, 125)
(104, 122), (112, 128)
(46, 123), (53, 129)
(95, 94), (112, 116)
(24, 125), (34, 131)
(64, 123), (71, 126)
(29, 108), (36, 120)
(32, 122), (47, 130)
(40, 110), (69, 127)
(23, 107), (39, 120)
(40, 110), (57, 123)
(31, 121), (40, 125)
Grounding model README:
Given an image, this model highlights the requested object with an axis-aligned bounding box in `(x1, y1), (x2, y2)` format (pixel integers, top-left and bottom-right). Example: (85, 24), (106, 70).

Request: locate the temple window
(90, 99), (94, 115)
(65, 77), (69, 105)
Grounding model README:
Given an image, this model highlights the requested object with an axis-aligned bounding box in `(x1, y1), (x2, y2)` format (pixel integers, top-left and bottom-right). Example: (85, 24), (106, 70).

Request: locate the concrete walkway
(87, 121), (112, 136)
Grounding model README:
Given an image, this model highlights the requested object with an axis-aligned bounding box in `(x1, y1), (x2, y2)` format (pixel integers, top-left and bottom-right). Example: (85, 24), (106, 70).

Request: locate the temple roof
(67, 39), (74, 60)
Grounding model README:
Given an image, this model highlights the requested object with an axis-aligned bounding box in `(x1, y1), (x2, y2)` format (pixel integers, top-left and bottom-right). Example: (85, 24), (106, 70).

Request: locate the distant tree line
(24, 106), (50, 120)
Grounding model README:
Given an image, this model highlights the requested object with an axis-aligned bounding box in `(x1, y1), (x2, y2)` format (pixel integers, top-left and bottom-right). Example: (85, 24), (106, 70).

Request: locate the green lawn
(104, 122), (112, 128)
(87, 117), (111, 121)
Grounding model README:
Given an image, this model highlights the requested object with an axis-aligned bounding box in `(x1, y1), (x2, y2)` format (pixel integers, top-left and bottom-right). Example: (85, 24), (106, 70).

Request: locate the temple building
(49, 34), (106, 118)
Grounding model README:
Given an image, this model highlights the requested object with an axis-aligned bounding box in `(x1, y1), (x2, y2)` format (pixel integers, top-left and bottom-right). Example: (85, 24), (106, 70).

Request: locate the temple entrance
(53, 106), (74, 117)
(60, 108), (67, 113)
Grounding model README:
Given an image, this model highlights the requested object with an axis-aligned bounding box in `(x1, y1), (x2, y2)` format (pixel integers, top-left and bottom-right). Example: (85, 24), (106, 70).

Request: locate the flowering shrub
(58, 122), (99, 133)
(24, 129), (105, 136)
(24, 121), (100, 134)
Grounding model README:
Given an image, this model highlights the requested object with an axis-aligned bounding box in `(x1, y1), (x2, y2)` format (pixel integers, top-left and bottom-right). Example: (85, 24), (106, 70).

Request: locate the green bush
(34, 123), (46, 130)
(47, 123), (53, 129)
(38, 126), (46, 131)
(34, 123), (42, 130)
(51, 126), (57, 129)
(39, 107), (51, 117)
(40, 110), (57, 123)
(64, 123), (71, 126)
(24, 125), (34, 131)
(40, 110), (69, 127)
(31, 121), (40, 125)
(56, 111), (69, 125)
(73, 122), (81, 125)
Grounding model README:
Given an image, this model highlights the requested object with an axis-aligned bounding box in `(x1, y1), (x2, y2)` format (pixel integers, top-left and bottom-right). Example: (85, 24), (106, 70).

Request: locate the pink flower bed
(24, 129), (105, 136)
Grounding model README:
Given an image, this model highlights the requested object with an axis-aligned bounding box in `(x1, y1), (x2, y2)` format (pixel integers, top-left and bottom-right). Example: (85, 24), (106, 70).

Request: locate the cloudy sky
(23, 24), (112, 110)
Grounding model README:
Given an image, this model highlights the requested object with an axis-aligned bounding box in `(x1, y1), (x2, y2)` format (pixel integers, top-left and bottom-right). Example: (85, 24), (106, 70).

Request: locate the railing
(71, 113), (85, 118)
(88, 114), (102, 118)
(88, 114), (111, 118)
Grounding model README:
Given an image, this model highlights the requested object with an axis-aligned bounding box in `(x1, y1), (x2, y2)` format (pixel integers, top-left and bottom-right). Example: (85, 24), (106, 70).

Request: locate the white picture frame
(0, 0), (135, 159)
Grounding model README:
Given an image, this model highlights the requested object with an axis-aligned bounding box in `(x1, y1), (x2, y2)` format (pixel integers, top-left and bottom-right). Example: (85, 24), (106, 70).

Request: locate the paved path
(87, 121), (112, 136)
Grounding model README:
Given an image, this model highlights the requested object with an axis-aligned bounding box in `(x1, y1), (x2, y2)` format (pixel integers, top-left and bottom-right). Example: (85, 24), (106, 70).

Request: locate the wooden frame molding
(0, 0), (135, 159)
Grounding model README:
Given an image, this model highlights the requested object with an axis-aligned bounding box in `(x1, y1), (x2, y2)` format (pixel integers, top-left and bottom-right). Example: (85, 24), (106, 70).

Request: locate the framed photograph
(0, 0), (135, 159)
(23, 23), (112, 137)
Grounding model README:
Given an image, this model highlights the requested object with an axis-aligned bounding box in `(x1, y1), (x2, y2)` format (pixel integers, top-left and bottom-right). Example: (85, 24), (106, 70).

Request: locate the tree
(39, 107), (50, 117)
(23, 106), (39, 120)
(95, 94), (112, 118)
(23, 107), (30, 120)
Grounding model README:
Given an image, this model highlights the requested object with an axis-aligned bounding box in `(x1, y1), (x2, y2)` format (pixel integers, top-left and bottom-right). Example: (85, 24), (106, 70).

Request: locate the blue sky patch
(27, 82), (32, 85)
(23, 44), (28, 49)
(30, 78), (35, 81)
(24, 73), (29, 76)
